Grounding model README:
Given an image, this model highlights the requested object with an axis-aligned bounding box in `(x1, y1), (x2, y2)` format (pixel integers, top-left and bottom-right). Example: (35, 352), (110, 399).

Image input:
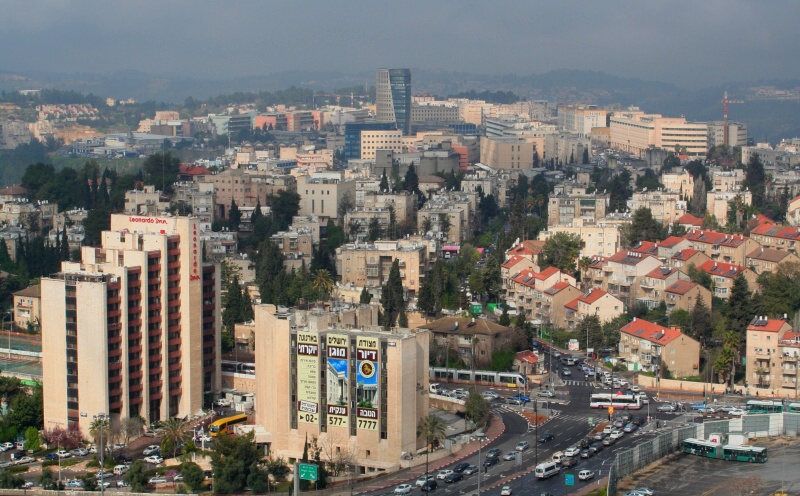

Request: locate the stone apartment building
(626, 190), (688, 226)
(601, 250), (663, 309)
(635, 266), (689, 310)
(745, 248), (800, 275)
(297, 173), (357, 223)
(198, 168), (297, 220)
(670, 248), (712, 272)
(539, 221), (621, 258)
(505, 267), (577, 324)
(618, 318), (700, 378)
(547, 188), (609, 227)
(336, 239), (428, 297)
(749, 222), (800, 253)
(683, 229), (760, 267)
(706, 190), (752, 224)
(418, 316), (514, 369)
(697, 260), (759, 300)
(500, 255), (540, 292)
(563, 288), (624, 330)
(13, 285), (41, 331)
(124, 186), (170, 215)
(663, 281), (713, 313)
(746, 317), (795, 391)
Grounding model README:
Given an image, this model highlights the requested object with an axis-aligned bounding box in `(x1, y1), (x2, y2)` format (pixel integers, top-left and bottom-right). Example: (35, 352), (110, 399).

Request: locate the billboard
(356, 336), (379, 431)
(326, 333), (350, 428)
(297, 331), (320, 424)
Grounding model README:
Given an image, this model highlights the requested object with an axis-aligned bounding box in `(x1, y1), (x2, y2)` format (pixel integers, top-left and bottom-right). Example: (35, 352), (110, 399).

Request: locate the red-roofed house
(670, 248), (712, 271)
(635, 266), (689, 309)
(602, 250), (662, 308)
(505, 240), (546, 262)
(563, 288), (624, 330)
(505, 268), (577, 322)
(677, 213), (703, 231)
(657, 236), (692, 261)
(749, 222), (800, 253)
(745, 247), (800, 275)
(664, 281), (712, 313)
(684, 229), (760, 266)
(584, 256), (608, 290)
(178, 164), (213, 181)
(746, 317), (794, 390)
(536, 281), (581, 328)
(514, 350), (542, 375)
(698, 260), (759, 299)
(787, 195), (800, 227)
(619, 317), (700, 377)
(501, 255), (540, 292)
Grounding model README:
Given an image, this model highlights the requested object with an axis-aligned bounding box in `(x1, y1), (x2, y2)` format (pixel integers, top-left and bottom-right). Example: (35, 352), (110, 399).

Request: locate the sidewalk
(324, 413), (506, 496)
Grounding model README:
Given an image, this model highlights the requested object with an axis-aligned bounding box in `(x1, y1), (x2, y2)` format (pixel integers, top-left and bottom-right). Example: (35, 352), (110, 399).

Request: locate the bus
(787, 403), (800, 413)
(722, 445), (768, 463)
(745, 400), (784, 414)
(589, 393), (642, 410)
(429, 367), (527, 387)
(682, 438), (722, 458)
(209, 414), (248, 436)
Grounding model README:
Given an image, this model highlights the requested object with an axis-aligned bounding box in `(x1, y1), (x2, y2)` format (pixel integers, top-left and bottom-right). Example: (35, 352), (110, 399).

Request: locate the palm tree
(723, 331), (741, 389)
(578, 256), (592, 291)
(160, 418), (188, 459)
(417, 414), (446, 480)
(312, 269), (334, 305)
(89, 417), (110, 456)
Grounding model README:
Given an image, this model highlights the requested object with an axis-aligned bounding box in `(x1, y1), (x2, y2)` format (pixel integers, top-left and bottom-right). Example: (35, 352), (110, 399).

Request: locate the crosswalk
(562, 380), (595, 387)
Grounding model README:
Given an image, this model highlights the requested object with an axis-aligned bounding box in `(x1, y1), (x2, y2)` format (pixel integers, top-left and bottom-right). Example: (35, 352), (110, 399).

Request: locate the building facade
(376, 69), (411, 136)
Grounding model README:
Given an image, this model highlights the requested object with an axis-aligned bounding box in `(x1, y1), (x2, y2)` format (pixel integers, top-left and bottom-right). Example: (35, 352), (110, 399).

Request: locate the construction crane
(719, 91), (744, 146)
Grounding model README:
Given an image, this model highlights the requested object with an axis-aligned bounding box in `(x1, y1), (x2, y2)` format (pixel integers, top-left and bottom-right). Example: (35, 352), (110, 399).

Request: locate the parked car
(0, 461), (13, 469)
(481, 391), (500, 400)
(727, 408), (745, 416)
(416, 475), (435, 487)
(690, 402), (708, 411)
(215, 398), (231, 407)
(603, 425), (613, 434)
(453, 462), (470, 473)
(537, 432), (554, 443)
(562, 368), (572, 376)
(502, 452), (517, 461)
(143, 445), (161, 456)
(394, 484), (413, 494)
(537, 390), (555, 398)
(506, 397), (523, 405)
(149, 477), (168, 485)
(95, 471), (114, 480)
(436, 470), (453, 480)
(500, 486), (512, 496)
(44, 453), (59, 461)
(444, 473), (463, 483)
(420, 480), (437, 492)
(144, 455), (164, 465)
(56, 450), (72, 459)
(463, 465), (479, 475)
(579, 470), (595, 481)
(65, 480), (84, 489)
(1, 442), (13, 450)
(14, 456), (34, 465)
(593, 431), (606, 441)
(70, 448), (89, 457)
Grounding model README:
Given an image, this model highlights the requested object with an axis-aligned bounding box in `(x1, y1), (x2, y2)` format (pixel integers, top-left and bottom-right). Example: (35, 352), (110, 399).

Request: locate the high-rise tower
(376, 68), (411, 136)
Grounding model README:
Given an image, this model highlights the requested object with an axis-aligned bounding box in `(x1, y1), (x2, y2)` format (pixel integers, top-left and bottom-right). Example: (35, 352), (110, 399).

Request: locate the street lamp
(93, 413), (107, 496)
(533, 400), (539, 467)
(473, 432), (487, 495)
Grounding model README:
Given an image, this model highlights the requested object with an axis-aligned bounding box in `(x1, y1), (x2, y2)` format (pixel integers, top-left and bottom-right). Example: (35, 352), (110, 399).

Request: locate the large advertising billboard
(326, 333), (350, 428)
(297, 331), (320, 424)
(356, 336), (379, 431)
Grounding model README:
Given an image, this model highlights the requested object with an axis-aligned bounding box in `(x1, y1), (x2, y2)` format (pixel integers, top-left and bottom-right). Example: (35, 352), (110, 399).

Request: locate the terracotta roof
(685, 229), (749, 247)
(698, 260), (746, 279)
(750, 222), (800, 241)
(178, 164), (212, 176)
(660, 236), (686, 248)
(510, 269), (537, 286)
(516, 350), (539, 364)
(664, 280), (699, 295)
(780, 330), (800, 342)
(631, 241), (658, 255)
(747, 248), (793, 263)
(565, 299), (579, 311)
(0, 184), (28, 196)
(507, 240), (545, 257)
(579, 288), (608, 304)
(645, 266), (678, 279)
(747, 317), (789, 333)
(608, 249), (656, 265)
(672, 248), (700, 261)
(749, 214), (775, 228)
(501, 255), (527, 269)
(588, 256), (607, 269)
(544, 280), (573, 295)
(620, 318), (685, 346)
(418, 316), (511, 335)
(678, 213), (703, 226)
(13, 285), (40, 298)
(536, 266), (560, 279)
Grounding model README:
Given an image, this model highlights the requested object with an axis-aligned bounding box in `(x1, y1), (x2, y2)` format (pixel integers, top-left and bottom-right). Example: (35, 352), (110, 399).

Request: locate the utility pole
(93, 413), (107, 496)
(474, 432), (487, 495)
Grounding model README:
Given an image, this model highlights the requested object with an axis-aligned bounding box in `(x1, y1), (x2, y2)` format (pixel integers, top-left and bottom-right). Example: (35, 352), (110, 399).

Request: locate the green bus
(745, 400), (784, 414)
(682, 438), (722, 458)
(787, 403), (800, 413)
(722, 445), (767, 463)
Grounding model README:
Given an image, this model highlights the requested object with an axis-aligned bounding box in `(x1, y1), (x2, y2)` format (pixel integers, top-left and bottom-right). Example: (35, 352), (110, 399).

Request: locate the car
(149, 477), (169, 485)
(215, 398), (231, 407)
(697, 407), (716, 414)
(593, 431), (606, 441)
(99, 481), (114, 489)
(421, 480), (438, 492)
(482, 391), (500, 400)
(115, 454), (133, 464)
(65, 479), (84, 489)
(657, 403), (677, 412)
(502, 452), (517, 461)
(561, 456), (578, 468)
(589, 442), (604, 454)
(88, 445), (97, 454)
(483, 456), (499, 467)
(579, 470), (595, 481)
(112, 443), (126, 451)
(632, 417), (645, 427)
(416, 475), (435, 486)
(564, 446), (581, 457)
(553, 352), (561, 358)
(96, 471), (114, 480)
(580, 448), (593, 459)
(602, 436), (616, 446)
(629, 385), (641, 392)
(511, 394), (530, 403)
(0, 461), (12, 469)
(500, 486), (512, 496)
(22, 482), (34, 489)
(562, 368), (572, 376)
(611, 430), (624, 439)
(444, 473), (463, 483)
(14, 456), (34, 465)
(453, 462), (470, 473)
(537, 390), (555, 398)
(56, 450), (72, 458)
(1, 442), (13, 450)
(117, 480), (130, 488)
(463, 465), (479, 475)
(144, 455), (164, 464)
(70, 448), (89, 457)
(614, 419), (625, 428)
(579, 437), (591, 449)
(625, 489), (654, 496)
(143, 445), (161, 455)
(690, 402), (707, 411)
(623, 423), (636, 433)
(44, 453), (59, 461)
(486, 448), (502, 458)
(603, 425), (613, 434)
(537, 432), (554, 443)
(727, 408), (745, 416)
(436, 470), (453, 480)
(515, 441), (530, 451)
(506, 397), (524, 405)
(197, 434), (213, 443)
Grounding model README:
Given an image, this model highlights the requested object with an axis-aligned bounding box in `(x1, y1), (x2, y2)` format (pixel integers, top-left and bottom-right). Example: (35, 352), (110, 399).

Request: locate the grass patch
(42, 458), (81, 468)
(5, 466), (29, 474)
(584, 487), (607, 496)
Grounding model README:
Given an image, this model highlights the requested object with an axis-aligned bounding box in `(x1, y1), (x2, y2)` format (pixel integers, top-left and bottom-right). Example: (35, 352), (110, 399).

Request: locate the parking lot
(618, 437), (800, 495)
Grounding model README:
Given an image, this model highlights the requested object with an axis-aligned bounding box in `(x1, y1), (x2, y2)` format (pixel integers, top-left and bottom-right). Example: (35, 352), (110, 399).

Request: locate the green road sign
(299, 463), (318, 482)
(565, 474), (575, 486)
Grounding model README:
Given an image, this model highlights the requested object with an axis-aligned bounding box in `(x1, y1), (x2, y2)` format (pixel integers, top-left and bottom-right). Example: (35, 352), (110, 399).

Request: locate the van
(429, 383), (441, 394)
(551, 451), (565, 465)
(113, 465), (129, 476)
(534, 461), (560, 479)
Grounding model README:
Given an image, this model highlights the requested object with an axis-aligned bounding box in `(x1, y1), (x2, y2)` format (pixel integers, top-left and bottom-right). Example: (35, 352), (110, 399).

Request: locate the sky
(3, 0), (800, 89)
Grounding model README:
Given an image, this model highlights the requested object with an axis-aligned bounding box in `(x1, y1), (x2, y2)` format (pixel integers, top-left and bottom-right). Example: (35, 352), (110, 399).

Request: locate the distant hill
(2, 68), (799, 142)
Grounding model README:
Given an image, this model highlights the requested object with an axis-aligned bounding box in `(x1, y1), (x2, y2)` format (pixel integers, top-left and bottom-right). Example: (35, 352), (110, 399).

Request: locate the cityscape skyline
(3, 1), (800, 89)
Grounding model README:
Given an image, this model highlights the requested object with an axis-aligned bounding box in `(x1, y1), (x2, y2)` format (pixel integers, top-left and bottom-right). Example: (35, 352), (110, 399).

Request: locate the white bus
(589, 393), (642, 410)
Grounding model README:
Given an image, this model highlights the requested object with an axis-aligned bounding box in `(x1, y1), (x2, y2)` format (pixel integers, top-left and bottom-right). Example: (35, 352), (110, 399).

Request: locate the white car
(603, 425), (613, 434)
(537, 390), (555, 398)
(630, 385), (641, 392)
(500, 486), (512, 495)
(144, 455), (164, 465)
(56, 450), (72, 459)
(14, 456), (34, 465)
(727, 408), (745, 416)
(578, 470), (595, 481)
(149, 477), (168, 485)
(482, 391), (500, 400)
(436, 470), (453, 480)
(564, 446), (581, 457)
(143, 445), (161, 455)
(610, 430), (624, 440)
(215, 398), (231, 407)
(197, 434), (213, 443)
(394, 484), (413, 494)
(416, 475), (435, 487)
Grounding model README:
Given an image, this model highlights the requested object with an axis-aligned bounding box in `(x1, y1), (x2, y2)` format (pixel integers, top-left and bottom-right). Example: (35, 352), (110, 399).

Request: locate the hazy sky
(3, 0), (800, 89)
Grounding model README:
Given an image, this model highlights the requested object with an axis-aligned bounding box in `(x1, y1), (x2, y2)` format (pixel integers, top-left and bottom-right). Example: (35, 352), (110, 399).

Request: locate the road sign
(565, 473), (575, 486)
(299, 463), (318, 482)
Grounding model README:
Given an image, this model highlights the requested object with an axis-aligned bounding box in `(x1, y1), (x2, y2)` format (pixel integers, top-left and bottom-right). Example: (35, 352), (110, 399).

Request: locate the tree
(398, 307), (408, 328)
(464, 389), (491, 427)
(379, 170), (389, 192)
(582, 148), (590, 164)
(23, 426), (41, 452)
(0, 471), (24, 489)
(359, 287), (372, 304)
(38, 467), (57, 490)
(540, 232), (582, 274)
(79, 473), (98, 491)
(123, 460), (149, 492)
(468, 269), (486, 298)
(121, 417), (145, 446)
(499, 307), (511, 327)
(210, 431), (264, 494)
(251, 197), (263, 226)
(337, 191), (355, 224)
(621, 207), (665, 247)
(181, 462), (207, 492)
(416, 278), (436, 316)
(366, 217), (383, 242)
(228, 199), (241, 231)
(744, 153), (766, 209)
(404, 164), (419, 194)
(83, 206), (111, 246)
(89, 416), (110, 454)
(160, 417), (187, 459)
(689, 297), (713, 343)
(143, 152), (181, 193)
(269, 190), (301, 232)
(380, 260), (405, 327)
(687, 263), (713, 290)
(417, 414), (446, 451)
(311, 269), (334, 302)
(727, 273), (752, 336)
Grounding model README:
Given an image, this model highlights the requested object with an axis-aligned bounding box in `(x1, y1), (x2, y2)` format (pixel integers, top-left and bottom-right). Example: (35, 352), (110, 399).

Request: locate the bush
(4, 466), (29, 474)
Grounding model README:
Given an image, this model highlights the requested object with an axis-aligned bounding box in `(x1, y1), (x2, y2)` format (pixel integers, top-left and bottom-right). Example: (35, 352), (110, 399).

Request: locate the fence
(606, 413), (800, 495)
